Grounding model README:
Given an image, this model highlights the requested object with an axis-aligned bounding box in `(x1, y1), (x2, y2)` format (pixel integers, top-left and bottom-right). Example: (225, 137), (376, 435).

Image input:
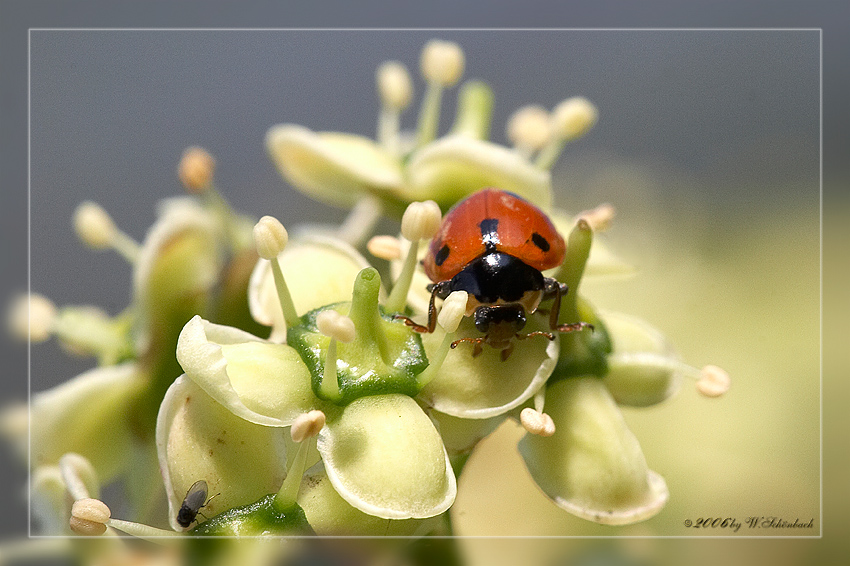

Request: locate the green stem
(450, 80), (494, 139)
(416, 330), (455, 388)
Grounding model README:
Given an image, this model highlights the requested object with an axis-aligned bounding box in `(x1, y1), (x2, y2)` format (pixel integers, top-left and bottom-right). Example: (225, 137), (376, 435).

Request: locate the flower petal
(176, 316), (316, 427)
(266, 124), (404, 208)
(518, 377), (668, 525)
(404, 135), (552, 211)
(417, 314), (558, 419)
(30, 363), (141, 482)
(248, 235), (374, 341)
(156, 375), (287, 531)
(298, 462), (431, 536)
(317, 394), (456, 519)
(601, 311), (682, 407)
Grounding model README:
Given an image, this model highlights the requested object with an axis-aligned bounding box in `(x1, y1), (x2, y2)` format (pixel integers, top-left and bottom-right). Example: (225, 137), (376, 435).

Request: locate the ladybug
(397, 188), (592, 360)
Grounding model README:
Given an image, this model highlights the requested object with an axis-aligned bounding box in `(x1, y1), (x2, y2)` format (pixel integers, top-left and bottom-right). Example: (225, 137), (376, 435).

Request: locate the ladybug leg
(450, 336), (486, 357)
(393, 282), (448, 333)
(518, 330), (556, 341)
(499, 342), (515, 362)
(545, 278), (594, 334)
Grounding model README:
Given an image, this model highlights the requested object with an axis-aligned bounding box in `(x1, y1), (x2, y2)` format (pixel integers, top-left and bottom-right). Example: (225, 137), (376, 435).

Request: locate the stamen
(535, 96), (598, 170)
(73, 201), (140, 263)
(7, 293), (56, 343)
(507, 105), (552, 160)
(367, 235), (402, 261)
(178, 146), (216, 195)
(253, 216), (300, 327)
(608, 353), (731, 398)
(316, 310), (355, 401)
(385, 201), (441, 313)
(416, 40), (465, 147)
(275, 410), (327, 510)
(377, 61), (412, 156)
(69, 498), (111, 536)
(416, 291), (467, 388)
(520, 407), (556, 437)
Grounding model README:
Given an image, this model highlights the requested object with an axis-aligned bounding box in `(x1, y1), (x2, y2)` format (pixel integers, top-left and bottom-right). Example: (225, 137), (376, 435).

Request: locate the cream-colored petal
(417, 314), (558, 419)
(266, 124), (404, 208)
(156, 375), (287, 531)
(317, 394), (456, 519)
(601, 311), (682, 407)
(404, 135), (552, 211)
(298, 462), (430, 536)
(546, 210), (635, 280)
(176, 316), (315, 427)
(30, 363), (141, 482)
(518, 377), (668, 525)
(248, 235), (374, 341)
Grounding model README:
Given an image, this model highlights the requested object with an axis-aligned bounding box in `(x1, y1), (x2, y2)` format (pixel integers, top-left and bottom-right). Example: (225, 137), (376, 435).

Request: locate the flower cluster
(4, 38), (729, 560)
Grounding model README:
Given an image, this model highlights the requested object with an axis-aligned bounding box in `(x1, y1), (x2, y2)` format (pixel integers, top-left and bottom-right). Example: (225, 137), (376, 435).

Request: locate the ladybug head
(473, 304), (527, 335)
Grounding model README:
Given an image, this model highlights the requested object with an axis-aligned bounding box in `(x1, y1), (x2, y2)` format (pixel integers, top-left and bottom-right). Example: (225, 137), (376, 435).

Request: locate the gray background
(1, 0), (846, 553)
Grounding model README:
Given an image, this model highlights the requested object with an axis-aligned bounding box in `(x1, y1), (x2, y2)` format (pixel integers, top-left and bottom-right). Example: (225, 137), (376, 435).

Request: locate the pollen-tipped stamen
(507, 105), (552, 161)
(106, 518), (183, 540)
(416, 291), (467, 388)
(275, 410), (326, 510)
(376, 61), (412, 156)
(416, 40), (465, 147)
(336, 195), (384, 248)
(7, 293), (56, 343)
(385, 201), (442, 313)
(253, 216), (300, 327)
(608, 353), (731, 398)
(73, 201), (140, 263)
(535, 96), (598, 170)
(59, 453), (99, 501)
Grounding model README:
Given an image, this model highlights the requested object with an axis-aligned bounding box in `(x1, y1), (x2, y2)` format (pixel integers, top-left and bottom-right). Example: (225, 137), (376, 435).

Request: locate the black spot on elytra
(479, 218), (499, 237)
(434, 244), (450, 266)
(531, 232), (550, 252)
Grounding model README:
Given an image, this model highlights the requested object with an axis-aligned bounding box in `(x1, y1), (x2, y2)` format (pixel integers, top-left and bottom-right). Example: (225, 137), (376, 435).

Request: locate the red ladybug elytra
(397, 188), (592, 360)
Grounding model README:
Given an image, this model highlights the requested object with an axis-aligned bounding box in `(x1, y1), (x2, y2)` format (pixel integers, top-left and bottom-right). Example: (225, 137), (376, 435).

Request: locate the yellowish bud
(73, 201), (116, 250)
(400, 200), (442, 242)
(178, 146), (216, 194)
(552, 97), (598, 140)
(377, 61), (413, 110)
(420, 39), (465, 86)
(253, 216), (289, 260)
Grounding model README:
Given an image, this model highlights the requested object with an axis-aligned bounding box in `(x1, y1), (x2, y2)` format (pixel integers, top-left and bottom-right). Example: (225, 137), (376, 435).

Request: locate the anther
(69, 498), (111, 536)
(253, 215), (289, 260)
(400, 200), (442, 243)
(507, 105), (552, 155)
(377, 61), (413, 111)
(367, 235), (402, 261)
(552, 97), (598, 141)
(577, 203), (616, 232)
(520, 407), (556, 437)
(178, 146), (216, 195)
(696, 365), (731, 398)
(290, 410), (327, 443)
(7, 293), (56, 343)
(73, 201), (140, 262)
(420, 40), (465, 87)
